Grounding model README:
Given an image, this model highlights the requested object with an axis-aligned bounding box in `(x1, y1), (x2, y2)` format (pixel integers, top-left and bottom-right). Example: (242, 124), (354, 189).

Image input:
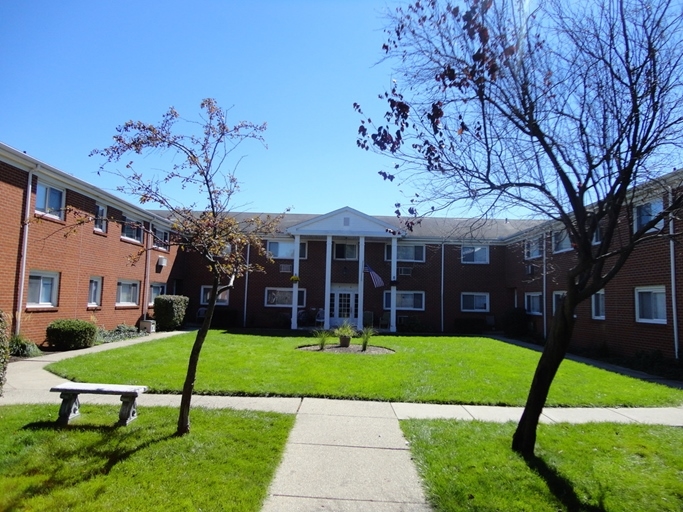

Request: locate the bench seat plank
(50, 382), (148, 426)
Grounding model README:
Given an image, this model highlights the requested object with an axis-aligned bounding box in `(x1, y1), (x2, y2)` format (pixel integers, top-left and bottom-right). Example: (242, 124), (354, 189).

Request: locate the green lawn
(45, 331), (683, 407)
(0, 404), (294, 512)
(401, 420), (683, 511)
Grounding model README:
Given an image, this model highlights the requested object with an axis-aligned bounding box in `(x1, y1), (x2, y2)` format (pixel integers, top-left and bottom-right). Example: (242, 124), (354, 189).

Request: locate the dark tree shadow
(6, 420), (176, 510)
(524, 454), (607, 512)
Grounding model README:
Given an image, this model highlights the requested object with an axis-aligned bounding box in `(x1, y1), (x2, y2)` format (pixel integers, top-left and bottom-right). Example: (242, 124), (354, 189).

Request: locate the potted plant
(333, 321), (356, 348)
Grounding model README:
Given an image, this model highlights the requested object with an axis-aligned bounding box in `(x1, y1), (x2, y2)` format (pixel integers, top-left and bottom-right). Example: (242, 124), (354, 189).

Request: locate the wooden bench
(50, 382), (148, 426)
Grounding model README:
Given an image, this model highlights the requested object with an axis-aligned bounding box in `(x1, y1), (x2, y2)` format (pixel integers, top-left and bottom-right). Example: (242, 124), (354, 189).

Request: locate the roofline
(0, 142), (173, 227)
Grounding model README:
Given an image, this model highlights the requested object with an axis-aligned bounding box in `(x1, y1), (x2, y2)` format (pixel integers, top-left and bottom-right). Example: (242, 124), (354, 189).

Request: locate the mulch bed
(298, 344), (394, 355)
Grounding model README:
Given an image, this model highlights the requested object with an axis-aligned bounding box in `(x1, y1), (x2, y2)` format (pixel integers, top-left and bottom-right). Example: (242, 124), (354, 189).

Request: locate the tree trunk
(512, 303), (576, 456)
(176, 277), (219, 436)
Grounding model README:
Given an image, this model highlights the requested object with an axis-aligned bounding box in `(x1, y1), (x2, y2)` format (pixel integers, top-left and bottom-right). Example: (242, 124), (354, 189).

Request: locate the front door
(330, 284), (358, 327)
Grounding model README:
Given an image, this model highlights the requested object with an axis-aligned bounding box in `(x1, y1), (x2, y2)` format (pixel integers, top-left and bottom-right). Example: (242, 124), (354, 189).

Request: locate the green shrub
(501, 307), (530, 337)
(9, 335), (42, 358)
(0, 311), (9, 396)
(45, 319), (97, 351)
(153, 295), (189, 331)
(360, 327), (376, 352)
(96, 324), (146, 344)
(312, 329), (331, 350)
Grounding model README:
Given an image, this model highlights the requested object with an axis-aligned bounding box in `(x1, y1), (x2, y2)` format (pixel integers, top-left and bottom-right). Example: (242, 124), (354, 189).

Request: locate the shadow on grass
(524, 454), (606, 512)
(6, 420), (176, 510)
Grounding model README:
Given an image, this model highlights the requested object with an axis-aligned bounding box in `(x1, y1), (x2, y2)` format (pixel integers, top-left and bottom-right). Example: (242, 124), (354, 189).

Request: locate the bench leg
(57, 393), (80, 425)
(118, 396), (139, 426)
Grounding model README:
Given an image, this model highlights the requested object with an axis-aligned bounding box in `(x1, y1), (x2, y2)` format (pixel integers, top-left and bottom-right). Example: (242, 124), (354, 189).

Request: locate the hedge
(46, 319), (97, 351)
(153, 295), (189, 331)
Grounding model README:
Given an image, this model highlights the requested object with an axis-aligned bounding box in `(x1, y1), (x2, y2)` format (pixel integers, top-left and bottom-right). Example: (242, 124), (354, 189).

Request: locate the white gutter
(243, 244), (251, 327)
(15, 168), (34, 335)
(669, 194), (679, 359)
(543, 231), (548, 339)
(142, 225), (152, 319)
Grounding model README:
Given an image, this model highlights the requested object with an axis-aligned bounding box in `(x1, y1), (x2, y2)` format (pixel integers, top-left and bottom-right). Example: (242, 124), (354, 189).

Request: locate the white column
(357, 236), (365, 331)
(290, 235), (301, 330)
(390, 237), (398, 332)
(324, 236), (332, 330)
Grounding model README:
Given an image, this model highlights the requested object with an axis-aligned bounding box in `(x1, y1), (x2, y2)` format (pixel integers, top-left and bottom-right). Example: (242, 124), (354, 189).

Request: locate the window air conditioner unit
(280, 264), (293, 273)
(525, 264), (534, 275)
(158, 256), (168, 267)
(398, 267), (413, 276)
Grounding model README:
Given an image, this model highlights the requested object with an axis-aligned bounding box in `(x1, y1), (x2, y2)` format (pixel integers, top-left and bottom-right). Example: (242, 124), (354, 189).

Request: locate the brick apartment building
(1, 142), (681, 361)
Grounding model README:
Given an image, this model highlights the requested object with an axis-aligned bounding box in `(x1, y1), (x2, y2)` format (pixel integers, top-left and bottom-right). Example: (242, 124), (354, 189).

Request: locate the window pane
(36, 184), (47, 211)
(48, 188), (62, 213)
(40, 277), (53, 303)
(639, 291), (653, 318)
(28, 275), (41, 303)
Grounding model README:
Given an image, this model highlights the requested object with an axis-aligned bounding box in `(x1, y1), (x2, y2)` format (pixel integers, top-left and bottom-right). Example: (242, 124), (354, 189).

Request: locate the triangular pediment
(286, 207), (402, 238)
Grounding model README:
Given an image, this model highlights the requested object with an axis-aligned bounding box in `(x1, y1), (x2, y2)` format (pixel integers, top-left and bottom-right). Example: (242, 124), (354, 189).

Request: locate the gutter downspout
(142, 222), (152, 320)
(543, 231), (548, 339)
(669, 192), (679, 359)
(15, 168), (34, 336)
(243, 244), (251, 327)
(440, 242), (445, 333)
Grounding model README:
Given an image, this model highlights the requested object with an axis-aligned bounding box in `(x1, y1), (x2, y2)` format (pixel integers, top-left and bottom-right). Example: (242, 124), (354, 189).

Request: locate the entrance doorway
(329, 284), (359, 327)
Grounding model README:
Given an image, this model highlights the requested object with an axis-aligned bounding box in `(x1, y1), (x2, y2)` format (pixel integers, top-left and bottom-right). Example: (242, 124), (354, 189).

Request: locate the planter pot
(338, 336), (351, 347)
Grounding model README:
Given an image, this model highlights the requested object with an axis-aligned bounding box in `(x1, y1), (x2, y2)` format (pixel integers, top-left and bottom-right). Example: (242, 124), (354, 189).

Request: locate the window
(524, 236), (543, 259)
(152, 225), (170, 250)
(635, 198), (664, 232)
(149, 283), (166, 305)
(265, 288), (306, 307)
(121, 218), (143, 243)
(525, 292), (543, 315)
(461, 245), (489, 264)
(88, 276), (102, 306)
(383, 291), (425, 310)
(552, 291), (566, 314)
(200, 285), (229, 305)
(35, 182), (64, 219)
(385, 244), (425, 262)
(27, 271), (59, 307)
(553, 230), (571, 253)
(592, 224), (603, 245)
(635, 286), (666, 324)
(116, 280), (140, 306)
(334, 243), (357, 260)
(267, 241), (307, 259)
(461, 293), (489, 312)
(592, 290), (605, 320)
(94, 204), (107, 232)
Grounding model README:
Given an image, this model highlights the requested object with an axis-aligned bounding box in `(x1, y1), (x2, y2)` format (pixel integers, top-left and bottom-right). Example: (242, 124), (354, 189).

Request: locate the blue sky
(0, 1), (420, 216)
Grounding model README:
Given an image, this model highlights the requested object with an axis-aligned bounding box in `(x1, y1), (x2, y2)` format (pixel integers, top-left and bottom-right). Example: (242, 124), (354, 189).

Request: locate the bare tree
(356, 0), (683, 455)
(91, 98), (284, 435)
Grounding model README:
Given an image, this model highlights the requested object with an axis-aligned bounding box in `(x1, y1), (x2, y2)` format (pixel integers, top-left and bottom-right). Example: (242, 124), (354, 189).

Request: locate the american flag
(364, 264), (385, 288)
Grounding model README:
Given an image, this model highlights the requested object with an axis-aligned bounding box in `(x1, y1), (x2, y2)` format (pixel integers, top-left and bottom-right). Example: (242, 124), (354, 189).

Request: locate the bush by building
(153, 295), (189, 331)
(0, 311), (9, 395)
(45, 319), (97, 351)
(9, 334), (42, 358)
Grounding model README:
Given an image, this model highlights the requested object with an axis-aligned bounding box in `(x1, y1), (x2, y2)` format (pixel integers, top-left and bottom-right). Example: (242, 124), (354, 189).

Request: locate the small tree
(356, 0), (683, 455)
(91, 98), (284, 435)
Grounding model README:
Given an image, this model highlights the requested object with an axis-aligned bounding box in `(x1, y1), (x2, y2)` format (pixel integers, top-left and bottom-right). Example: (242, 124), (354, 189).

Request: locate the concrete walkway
(3, 331), (683, 511)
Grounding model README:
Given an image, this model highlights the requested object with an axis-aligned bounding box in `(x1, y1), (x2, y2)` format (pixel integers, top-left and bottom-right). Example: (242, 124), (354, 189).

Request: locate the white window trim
(265, 287), (306, 308)
(461, 245), (489, 264)
(88, 276), (103, 307)
(385, 243), (426, 263)
(461, 292), (490, 313)
(94, 204), (107, 232)
(152, 225), (170, 250)
(334, 242), (358, 261)
(200, 285), (229, 306)
(121, 217), (144, 243)
(635, 285), (666, 324)
(525, 292), (543, 316)
(634, 198), (664, 233)
(35, 181), (65, 220)
(592, 290), (605, 320)
(267, 240), (308, 260)
(553, 230), (572, 254)
(116, 279), (140, 306)
(149, 282), (167, 306)
(524, 236), (544, 260)
(27, 270), (60, 307)
(383, 290), (425, 311)
(552, 291), (566, 315)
